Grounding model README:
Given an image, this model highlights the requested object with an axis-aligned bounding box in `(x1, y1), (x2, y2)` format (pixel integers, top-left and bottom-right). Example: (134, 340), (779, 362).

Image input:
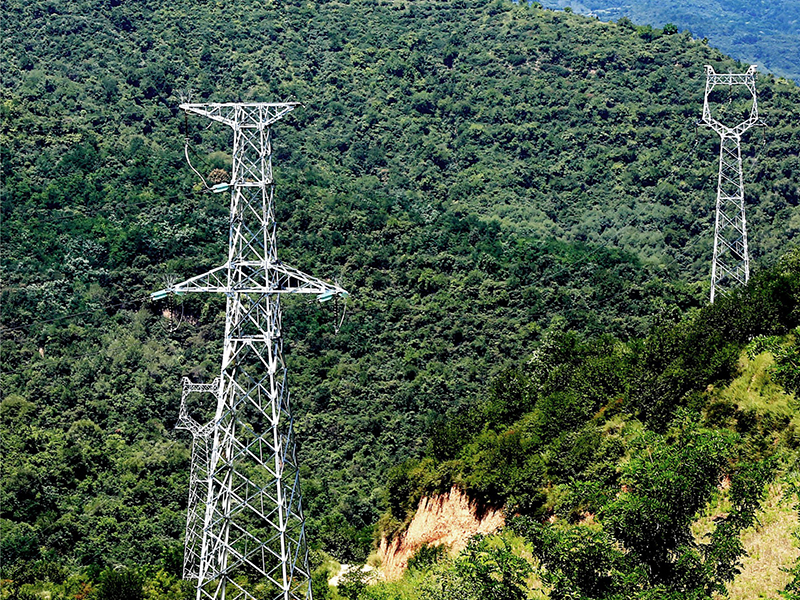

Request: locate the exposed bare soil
(377, 486), (504, 581)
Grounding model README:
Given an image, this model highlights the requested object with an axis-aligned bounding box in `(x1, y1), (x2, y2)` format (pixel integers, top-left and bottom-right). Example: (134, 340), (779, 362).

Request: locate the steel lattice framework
(153, 102), (347, 600)
(700, 65), (762, 302)
(176, 378), (219, 581)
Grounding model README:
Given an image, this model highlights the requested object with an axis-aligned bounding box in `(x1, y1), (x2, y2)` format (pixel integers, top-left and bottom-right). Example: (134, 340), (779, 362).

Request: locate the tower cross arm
(151, 265), (228, 297)
(176, 377), (220, 436)
(701, 116), (763, 138)
(181, 376), (220, 396)
(704, 64), (758, 85)
(180, 102), (302, 128)
(700, 64), (761, 137)
(150, 263), (348, 299)
(272, 262), (348, 298)
(176, 411), (215, 438)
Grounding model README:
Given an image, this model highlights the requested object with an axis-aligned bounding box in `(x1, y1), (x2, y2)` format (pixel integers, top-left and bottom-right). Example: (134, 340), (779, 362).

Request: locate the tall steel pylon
(153, 102), (347, 600)
(700, 65), (762, 303)
(175, 377), (219, 581)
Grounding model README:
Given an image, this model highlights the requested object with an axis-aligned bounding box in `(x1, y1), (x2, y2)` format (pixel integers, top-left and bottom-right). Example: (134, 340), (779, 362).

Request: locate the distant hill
(541, 0), (800, 82)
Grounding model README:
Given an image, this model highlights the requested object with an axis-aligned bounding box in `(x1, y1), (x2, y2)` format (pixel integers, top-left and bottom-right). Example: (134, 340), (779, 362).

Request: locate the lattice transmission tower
(153, 102), (347, 600)
(175, 377), (219, 581)
(700, 65), (762, 303)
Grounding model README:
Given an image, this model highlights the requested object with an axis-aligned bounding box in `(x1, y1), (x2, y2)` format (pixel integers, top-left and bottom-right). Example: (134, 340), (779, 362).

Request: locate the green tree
(512, 414), (774, 599)
(452, 535), (532, 600)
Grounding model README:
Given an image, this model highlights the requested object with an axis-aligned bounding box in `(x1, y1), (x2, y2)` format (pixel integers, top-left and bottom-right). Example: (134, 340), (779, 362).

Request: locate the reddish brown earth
(377, 486), (505, 581)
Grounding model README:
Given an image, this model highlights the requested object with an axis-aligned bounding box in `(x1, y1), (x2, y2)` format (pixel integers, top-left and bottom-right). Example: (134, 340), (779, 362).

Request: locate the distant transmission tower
(175, 377), (218, 581)
(700, 65), (762, 302)
(153, 103), (347, 600)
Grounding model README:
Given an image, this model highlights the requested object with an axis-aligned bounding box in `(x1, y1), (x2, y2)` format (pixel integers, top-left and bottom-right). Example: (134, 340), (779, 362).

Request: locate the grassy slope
(710, 351), (799, 599)
(724, 482), (797, 600)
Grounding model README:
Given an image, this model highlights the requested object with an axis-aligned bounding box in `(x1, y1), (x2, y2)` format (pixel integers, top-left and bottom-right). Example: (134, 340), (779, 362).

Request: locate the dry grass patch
(716, 482), (798, 600)
(718, 351), (795, 418)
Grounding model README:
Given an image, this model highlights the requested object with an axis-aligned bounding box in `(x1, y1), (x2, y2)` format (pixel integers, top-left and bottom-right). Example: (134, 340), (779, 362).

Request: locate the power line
(0, 297), (149, 334)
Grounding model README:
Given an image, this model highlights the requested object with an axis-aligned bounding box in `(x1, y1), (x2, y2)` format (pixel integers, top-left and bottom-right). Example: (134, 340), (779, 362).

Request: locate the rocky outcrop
(377, 486), (505, 581)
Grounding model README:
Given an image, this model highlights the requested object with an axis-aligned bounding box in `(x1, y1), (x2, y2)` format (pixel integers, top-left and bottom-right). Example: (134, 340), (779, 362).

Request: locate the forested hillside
(364, 250), (800, 599)
(2, 0), (800, 597)
(541, 0), (800, 82)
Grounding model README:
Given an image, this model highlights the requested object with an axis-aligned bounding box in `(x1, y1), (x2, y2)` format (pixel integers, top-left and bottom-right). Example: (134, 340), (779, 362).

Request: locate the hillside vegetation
(2, 0), (800, 597)
(363, 249), (800, 599)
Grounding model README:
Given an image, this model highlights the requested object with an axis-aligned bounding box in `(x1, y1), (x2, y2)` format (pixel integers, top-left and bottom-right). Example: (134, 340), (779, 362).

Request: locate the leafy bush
(511, 415), (775, 599)
(94, 568), (144, 600)
(407, 543), (447, 571)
